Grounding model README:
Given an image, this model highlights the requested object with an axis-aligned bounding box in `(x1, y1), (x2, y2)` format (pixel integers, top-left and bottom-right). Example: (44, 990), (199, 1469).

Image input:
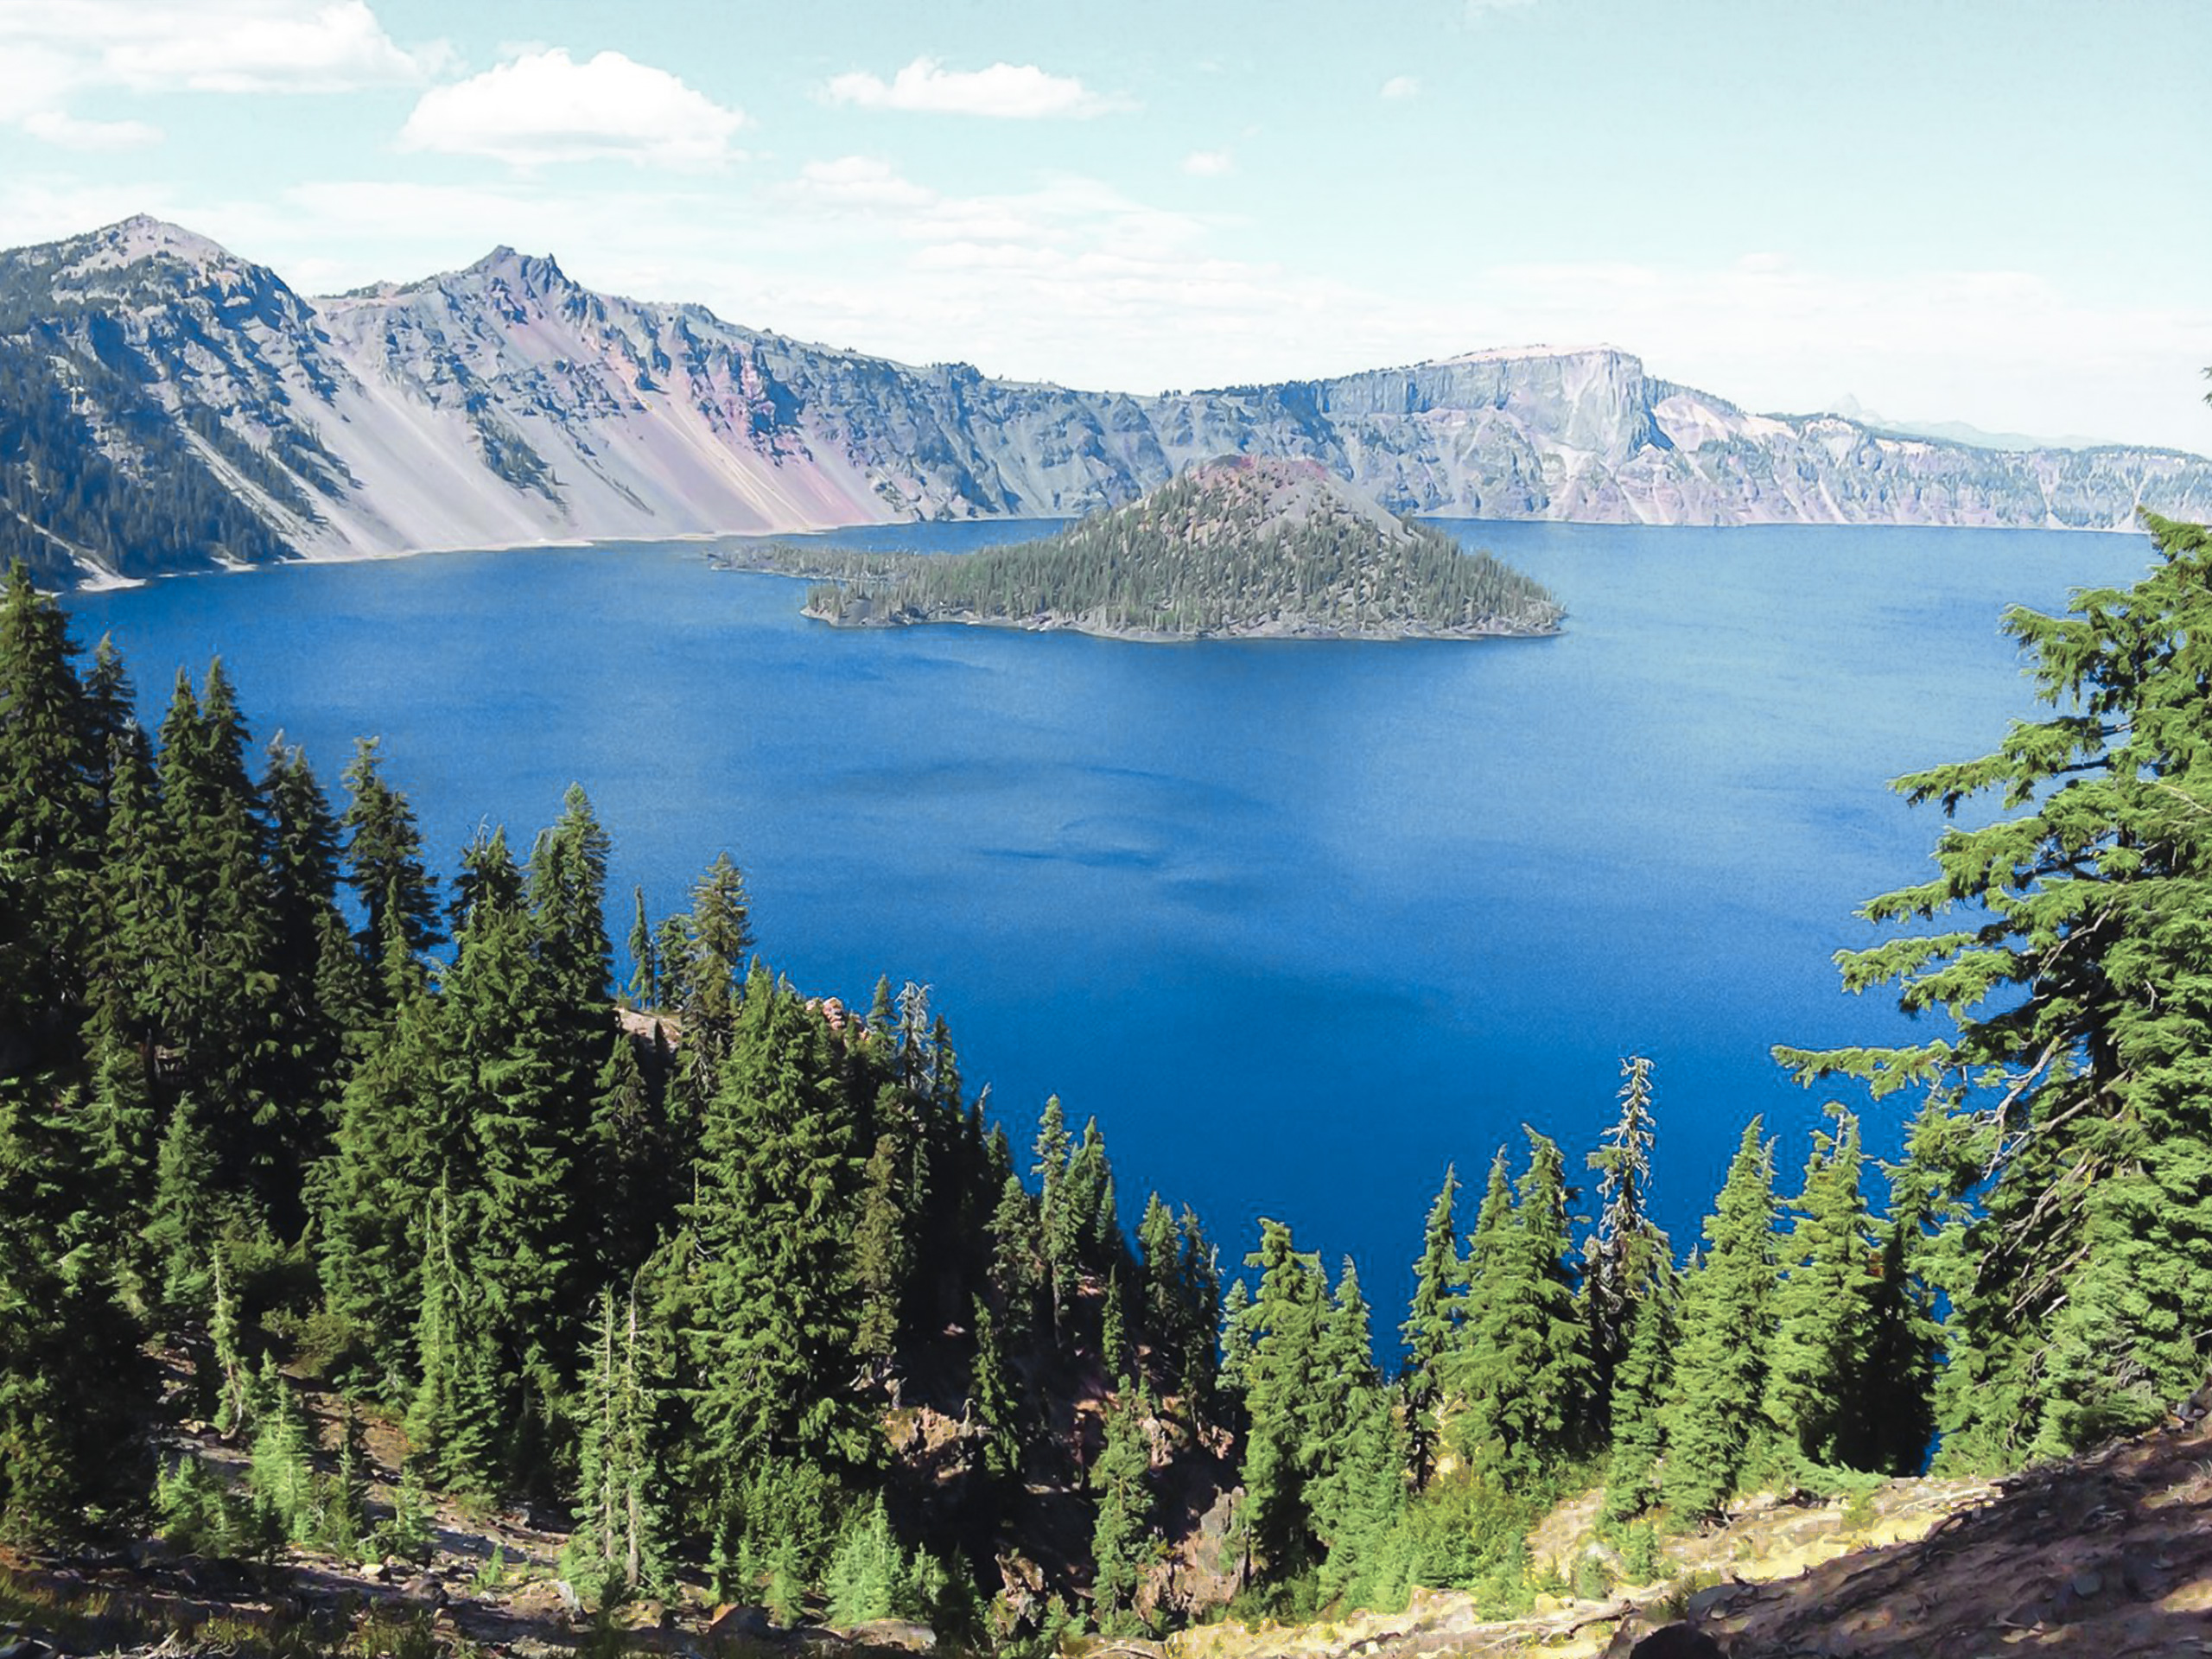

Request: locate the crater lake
(61, 518), (2157, 1332)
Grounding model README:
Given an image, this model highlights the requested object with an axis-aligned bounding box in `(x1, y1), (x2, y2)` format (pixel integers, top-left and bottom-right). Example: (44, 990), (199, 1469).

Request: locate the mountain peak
(461, 245), (573, 294)
(78, 214), (247, 276)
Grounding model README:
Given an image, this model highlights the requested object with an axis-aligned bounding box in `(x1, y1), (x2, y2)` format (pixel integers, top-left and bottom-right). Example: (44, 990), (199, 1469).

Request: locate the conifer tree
(143, 1092), (219, 1332)
(0, 1071), (156, 1541)
(968, 1297), (1020, 1483)
(339, 737), (441, 984)
(1309, 1256), (1405, 1611)
(1765, 1108), (1875, 1469)
(625, 885), (659, 1008)
(685, 964), (867, 1570)
(1137, 1192), (1179, 1361)
(1100, 1268), (1130, 1378)
(1583, 1058), (1669, 1433)
(1852, 1179), (1941, 1476)
(1778, 512), (2212, 1456)
(568, 1286), (664, 1604)
(1662, 1121), (1777, 1522)
(670, 853), (755, 1118)
(854, 1127), (913, 1364)
(1173, 1205), (1222, 1412)
(0, 561), (100, 1056)
(1600, 1278), (1675, 1522)
(585, 1029), (671, 1284)
(1236, 1220), (1330, 1582)
(408, 1186), (499, 1495)
(1090, 1379), (1154, 1635)
(989, 1171), (1045, 1336)
(314, 977), (446, 1376)
(1401, 1164), (1461, 1490)
(825, 1494), (906, 1627)
(1217, 1277), (1255, 1409)
(1452, 1133), (1586, 1481)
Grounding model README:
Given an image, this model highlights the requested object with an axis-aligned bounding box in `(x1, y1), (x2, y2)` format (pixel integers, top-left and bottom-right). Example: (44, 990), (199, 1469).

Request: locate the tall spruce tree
(1400, 1164), (1462, 1490)
(1236, 1220), (1330, 1584)
(1777, 511), (2212, 1459)
(340, 737), (442, 986)
(1583, 1058), (1669, 1435)
(1089, 1380), (1154, 1635)
(1661, 1121), (1777, 1522)
(0, 563), (100, 1063)
(1599, 1280), (1675, 1522)
(1451, 1130), (1586, 1482)
(1764, 1108), (1875, 1469)
(684, 963), (867, 1572)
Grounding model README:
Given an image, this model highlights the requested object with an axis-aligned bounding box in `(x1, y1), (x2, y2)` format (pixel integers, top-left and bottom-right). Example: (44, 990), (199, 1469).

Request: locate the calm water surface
(65, 520), (2156, 1332)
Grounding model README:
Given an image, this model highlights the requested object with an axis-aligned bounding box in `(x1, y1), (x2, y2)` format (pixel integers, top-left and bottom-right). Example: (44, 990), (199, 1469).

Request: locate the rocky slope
(5, 216), (2210, 588)
(1166, 1410), (2212, 1659)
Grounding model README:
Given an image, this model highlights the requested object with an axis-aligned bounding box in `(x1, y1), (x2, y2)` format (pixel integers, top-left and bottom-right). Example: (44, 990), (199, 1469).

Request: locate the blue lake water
(62, 519), (2158, 1341)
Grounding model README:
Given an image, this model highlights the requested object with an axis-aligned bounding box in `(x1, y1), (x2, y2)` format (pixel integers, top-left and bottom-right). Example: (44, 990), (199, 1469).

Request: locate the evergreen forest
(722, 457), (1563, 639)
(3, 509), (2211, 1644)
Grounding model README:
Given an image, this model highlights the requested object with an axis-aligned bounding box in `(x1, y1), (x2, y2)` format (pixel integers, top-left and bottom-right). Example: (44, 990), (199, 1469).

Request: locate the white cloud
(398, 48), (746, 169)
(823, 56), (1123, 118)
(1180, 149), (1234, 177)
(21, 109), (161, 149)
(1380, 75), (1421, 100)
(0, 1), (438, 94)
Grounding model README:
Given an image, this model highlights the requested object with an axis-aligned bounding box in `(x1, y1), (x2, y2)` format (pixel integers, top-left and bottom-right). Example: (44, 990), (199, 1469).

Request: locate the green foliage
(1778, 512), (2212, 1461)
(756, 459), (1564, 638)
(1583, 1058), (1670, 1439)
(1448, 1131), (1587, 1484)
(1088, 1382), (1153, 1634)
(1661, 1122), (1777, 1523)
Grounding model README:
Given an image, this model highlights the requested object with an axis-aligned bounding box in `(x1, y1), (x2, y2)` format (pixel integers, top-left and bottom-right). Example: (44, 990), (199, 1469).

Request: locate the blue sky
(2, 0), (2207, 448)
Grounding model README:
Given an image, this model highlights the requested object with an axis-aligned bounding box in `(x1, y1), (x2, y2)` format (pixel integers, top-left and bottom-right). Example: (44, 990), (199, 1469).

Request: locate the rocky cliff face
(5, 217), (2209, 588)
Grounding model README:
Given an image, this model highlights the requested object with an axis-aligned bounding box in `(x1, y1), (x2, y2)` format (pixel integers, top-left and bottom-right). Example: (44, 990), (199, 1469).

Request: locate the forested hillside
(735, 457), (1564, 640)
(3, 516), (2209, 1649)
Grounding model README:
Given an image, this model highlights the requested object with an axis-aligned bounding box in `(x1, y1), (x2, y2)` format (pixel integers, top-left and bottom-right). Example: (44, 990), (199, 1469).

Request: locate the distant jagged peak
(457, 244), (575, 296)
(322, 243), (583, 313)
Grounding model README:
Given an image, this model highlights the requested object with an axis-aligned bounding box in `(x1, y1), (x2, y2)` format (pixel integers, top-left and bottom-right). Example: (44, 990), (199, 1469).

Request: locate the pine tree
(625, 885), (659, 1009)
(1583, 1058), (1669, 1435)
(1662, 1121), (1777, 1522)
(1217, 1277), (1255, 1409)
(969, 1296), (1020, 1483)
(1777, 512), (2212, 1457)
(0, 561), (101, 1058)
(1236, 1220), (1330, 1583)
(685, 964), (866, 1571)
(1400, 1164), (1461, 1490)
(1764, 1108), (1875, 1469)
(1173, 1205), (1222, 1413)
(1451, 1132), (1586, 1482)
(1090, 1380), (1154, 1634)
(408, 1186), (499, 1496)
(1600, 1279), (1675, 1522)
(567, 1286), (665, 1605)
(339, 737), (441, 987)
